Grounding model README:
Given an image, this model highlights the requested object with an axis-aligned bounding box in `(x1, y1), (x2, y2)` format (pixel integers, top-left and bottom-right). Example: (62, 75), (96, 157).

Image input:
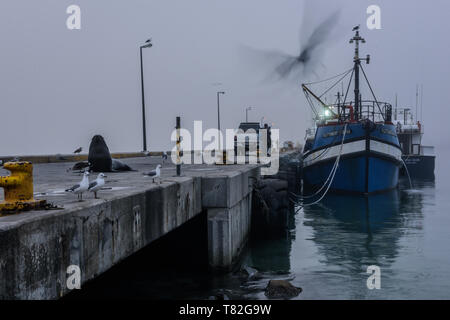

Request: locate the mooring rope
(401, 158), (413, 189)
(294, 123), (348, 212)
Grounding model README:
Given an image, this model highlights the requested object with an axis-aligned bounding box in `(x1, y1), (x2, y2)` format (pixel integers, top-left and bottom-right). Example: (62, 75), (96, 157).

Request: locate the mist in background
(0, 0), (449, 157)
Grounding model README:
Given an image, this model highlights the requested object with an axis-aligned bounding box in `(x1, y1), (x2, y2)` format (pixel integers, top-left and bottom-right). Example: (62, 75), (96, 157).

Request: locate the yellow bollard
(0, 161), (46, 214)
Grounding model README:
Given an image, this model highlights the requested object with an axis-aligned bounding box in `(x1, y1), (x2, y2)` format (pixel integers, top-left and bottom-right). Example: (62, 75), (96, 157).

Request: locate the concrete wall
(0, 164), (259, 299)
(0, 177), (202, 299)
(207, 194), (252, 269)
(203, 167), (259, 271)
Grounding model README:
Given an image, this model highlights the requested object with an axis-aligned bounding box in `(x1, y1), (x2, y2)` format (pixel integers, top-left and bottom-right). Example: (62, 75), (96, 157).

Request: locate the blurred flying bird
(241, 9), (341, 81)
(73, 147), (82, 154)
(273, 11), (340, 79)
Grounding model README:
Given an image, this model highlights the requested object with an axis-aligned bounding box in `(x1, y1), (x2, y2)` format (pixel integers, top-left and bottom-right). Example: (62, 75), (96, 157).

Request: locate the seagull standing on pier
(88, 173), (106, 199)
(65, 171), (90, 201)
(144, 164), (161, 184)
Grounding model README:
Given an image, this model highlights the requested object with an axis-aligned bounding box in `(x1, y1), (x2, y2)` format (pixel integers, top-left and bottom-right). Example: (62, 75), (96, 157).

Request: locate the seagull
(88, 173), (106, 199)
(65, 171), (90, 201)
(73, 147), (82, 154)
(162, 151), (168, 164)
(144, 164), (161, 183)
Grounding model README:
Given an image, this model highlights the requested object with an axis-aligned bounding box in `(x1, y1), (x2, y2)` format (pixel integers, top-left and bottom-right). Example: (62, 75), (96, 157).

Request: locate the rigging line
(343, 67), (355, 106)
(360, 64), (385, 121)
(318, 68), (353, 99)
(304, 67), (354, 86)
(303, 89), (319, 118)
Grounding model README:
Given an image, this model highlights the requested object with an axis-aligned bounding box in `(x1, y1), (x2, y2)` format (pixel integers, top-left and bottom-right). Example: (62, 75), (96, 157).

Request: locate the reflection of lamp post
(217, 91), (225, 151)
(140, 39), (152, 152)
(245, 107), (253, 122)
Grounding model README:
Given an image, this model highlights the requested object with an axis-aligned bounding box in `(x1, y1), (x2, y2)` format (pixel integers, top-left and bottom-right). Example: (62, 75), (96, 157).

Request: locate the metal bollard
(0, 161), (46, 214)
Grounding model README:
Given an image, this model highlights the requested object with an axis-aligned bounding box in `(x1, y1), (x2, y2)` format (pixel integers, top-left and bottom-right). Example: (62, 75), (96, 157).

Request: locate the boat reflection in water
(294, 180), (430, 299)
(302, 190), (404, 267)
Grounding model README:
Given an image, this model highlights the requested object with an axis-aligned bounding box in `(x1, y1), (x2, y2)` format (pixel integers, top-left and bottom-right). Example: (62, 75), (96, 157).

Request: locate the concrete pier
(0, 156), (260, 299)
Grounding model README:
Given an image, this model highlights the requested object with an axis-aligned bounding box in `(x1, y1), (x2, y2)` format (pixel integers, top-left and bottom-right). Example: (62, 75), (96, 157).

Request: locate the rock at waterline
(237, 266), (261, 280)
(264, 280), (302, 299)
(208, 293), (230, 300)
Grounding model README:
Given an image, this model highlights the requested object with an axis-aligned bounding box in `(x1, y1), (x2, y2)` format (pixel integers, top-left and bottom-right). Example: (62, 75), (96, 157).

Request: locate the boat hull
(302, 122), (402, 195)
(303, 152), (400, 194)
(400, 155), (435, 180)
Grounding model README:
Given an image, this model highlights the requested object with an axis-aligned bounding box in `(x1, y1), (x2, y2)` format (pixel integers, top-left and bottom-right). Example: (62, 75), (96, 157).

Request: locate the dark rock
(259, 179), (288, 192)
(208, 291), (230, 300)
(237, 266), (260, 280)
(264, 280), (302, 299)
(252, 178), (291, 235)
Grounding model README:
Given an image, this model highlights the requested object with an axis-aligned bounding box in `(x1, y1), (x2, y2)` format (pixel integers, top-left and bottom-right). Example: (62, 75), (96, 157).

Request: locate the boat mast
(349, 26), (366, 121)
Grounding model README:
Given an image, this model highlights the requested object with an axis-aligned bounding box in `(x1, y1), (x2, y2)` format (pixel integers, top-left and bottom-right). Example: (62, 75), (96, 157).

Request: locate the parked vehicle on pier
(234, 122), (261, 157)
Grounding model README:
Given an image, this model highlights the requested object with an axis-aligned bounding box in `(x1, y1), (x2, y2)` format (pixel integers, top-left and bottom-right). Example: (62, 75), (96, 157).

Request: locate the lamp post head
(142, 39), (153, 48)
(218, 91), (225, 95)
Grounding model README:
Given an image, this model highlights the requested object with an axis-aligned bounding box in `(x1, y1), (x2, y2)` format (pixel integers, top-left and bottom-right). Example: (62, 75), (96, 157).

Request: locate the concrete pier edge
(0, 150), (300, 299)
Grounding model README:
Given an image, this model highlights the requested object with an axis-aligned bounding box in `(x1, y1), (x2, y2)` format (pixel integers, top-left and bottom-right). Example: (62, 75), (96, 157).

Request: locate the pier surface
(0, 156), (261, 299)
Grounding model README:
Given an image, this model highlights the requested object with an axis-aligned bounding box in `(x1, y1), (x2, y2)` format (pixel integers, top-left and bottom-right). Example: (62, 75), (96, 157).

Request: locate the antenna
(420, 84), (423, 123)
(349, 27), (369, 120)
(395, 93), (398, 121)
(416, 84), (419, 121)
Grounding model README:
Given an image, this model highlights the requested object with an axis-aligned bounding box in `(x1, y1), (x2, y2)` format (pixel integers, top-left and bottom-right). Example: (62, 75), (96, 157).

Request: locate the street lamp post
(217, 91), (225, 151)
(140, 39), (152, 152)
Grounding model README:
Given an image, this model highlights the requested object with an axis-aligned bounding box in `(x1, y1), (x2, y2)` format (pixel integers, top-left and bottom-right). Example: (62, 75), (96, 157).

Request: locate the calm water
(69, 165), (450, 300)
(244, 178), (449, 300)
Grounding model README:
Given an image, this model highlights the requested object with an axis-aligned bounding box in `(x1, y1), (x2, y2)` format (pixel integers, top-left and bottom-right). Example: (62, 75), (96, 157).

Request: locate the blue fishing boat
(301, 27), (402, 195)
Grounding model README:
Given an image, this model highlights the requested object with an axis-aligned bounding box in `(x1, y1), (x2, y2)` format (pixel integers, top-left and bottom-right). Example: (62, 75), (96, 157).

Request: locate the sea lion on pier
(112, 158), (133, 171)
(88, 135), (134, 172)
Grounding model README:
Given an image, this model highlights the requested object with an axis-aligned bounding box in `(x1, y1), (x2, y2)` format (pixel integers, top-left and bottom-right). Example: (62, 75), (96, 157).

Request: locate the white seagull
(66, 171), (90, 201)
(88, 173), (106, 199)
(144, 164), (161, 183)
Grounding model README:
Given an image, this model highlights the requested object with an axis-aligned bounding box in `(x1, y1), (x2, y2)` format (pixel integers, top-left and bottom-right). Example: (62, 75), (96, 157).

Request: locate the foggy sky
(0, 0), (449, 156)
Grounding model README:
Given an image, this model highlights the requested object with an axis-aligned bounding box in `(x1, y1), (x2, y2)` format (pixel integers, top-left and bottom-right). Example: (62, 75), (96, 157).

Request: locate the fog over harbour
(0, 0), (449, 156)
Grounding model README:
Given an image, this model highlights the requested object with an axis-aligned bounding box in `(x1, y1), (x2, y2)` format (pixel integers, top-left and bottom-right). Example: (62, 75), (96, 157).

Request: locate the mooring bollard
(176, 116), (181, 176)
(0, 161), (46, 214)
